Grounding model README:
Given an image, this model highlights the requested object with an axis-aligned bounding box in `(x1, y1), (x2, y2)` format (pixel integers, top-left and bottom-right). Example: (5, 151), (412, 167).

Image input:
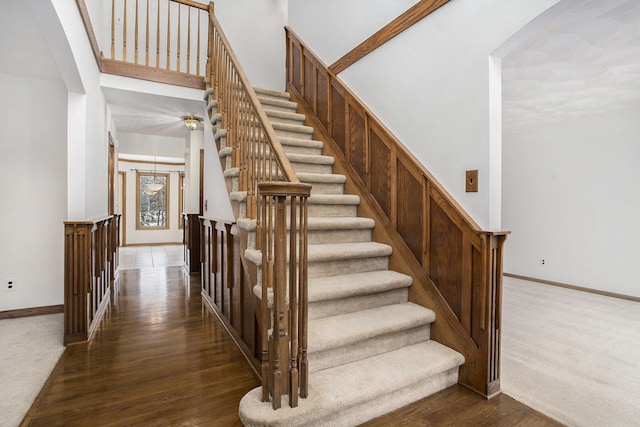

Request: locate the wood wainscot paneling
(64, 215), (121, 345)
(183, 213), (201, 275)
(200, 217), (260, 375)
(285, 27), (509, 398)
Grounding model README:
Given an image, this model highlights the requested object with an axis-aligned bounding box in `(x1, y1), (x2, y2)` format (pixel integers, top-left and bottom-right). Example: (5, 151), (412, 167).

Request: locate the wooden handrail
(286, 28), (510, 398)
(206, 6), (311, 409)
(208, 13), (299, 185)
(329, 0), (452, 74)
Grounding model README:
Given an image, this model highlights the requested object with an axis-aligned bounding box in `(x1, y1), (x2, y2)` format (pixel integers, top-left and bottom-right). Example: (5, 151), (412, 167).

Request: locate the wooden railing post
(258, 183), (311, 410)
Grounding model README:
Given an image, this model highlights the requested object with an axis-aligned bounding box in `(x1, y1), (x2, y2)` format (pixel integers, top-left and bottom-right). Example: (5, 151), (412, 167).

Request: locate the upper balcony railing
(78, 0), (208, 88)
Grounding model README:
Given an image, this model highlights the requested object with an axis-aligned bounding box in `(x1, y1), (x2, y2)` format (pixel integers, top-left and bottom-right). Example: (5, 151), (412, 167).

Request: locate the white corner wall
(203, 118), (234, 221)
(0, 74), (67, 311)
(213, 0), (288, 90)
(287, 0), (418, 65)
(503, 106), (640, 298)
(288, 0), (560, 229)
(118, 132), (186, 158)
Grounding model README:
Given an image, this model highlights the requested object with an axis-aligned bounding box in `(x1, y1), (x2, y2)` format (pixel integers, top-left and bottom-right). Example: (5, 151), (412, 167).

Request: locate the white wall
(119, 160), (184, 245)
(119, 132), (186, 158)
(214, 0), (288, 90)
(0, 74), (67, 311)
(288, 0), (560, 229)
(203, 119), (234, 221)
(287, 0), (418, 66)
(503, 106), (640, 298)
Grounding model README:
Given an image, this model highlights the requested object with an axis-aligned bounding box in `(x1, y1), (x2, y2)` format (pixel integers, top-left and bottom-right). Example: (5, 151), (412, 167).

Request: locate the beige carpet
(501, 276), (640, 427)
(0, 314), (65, 427)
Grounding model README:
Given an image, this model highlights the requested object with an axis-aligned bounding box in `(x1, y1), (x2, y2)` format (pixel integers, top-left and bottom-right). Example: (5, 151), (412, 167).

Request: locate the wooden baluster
(289, 195), (299, 407)
(176, 3), (181, 72)
(260, 194), (269, 402)
(271, 193), (288, 410)
(299, 196), (309, 398)
(145, 0), (149, 66)
(133, 0), (139, 64)
(156, 0), (160, 67)
(186, 6), (191, 74)
(166, 0), (170, 70)
(111, 0), (115, 58)
(123, 0), (127, 61)
(196, 10), (201, 76)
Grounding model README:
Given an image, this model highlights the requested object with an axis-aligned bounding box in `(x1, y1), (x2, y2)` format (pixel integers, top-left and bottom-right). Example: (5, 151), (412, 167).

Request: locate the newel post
(481, 231), (509, 398)
(257, 182), (312, 410)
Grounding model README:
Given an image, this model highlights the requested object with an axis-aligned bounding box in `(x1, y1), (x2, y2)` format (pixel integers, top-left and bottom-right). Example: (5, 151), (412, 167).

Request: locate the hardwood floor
(22, 266), (561, 426)
(21, 268), (259, 426)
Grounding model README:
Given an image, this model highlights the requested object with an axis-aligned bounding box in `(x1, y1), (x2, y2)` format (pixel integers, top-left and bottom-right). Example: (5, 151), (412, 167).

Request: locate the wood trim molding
(118, 158), (185, 167)
(75, 0), (103, 71)
(101, 59), (206, 89)
(504, 273), (640, 303)
(0, 305), (64, 320)
(329, 0), (452, 74)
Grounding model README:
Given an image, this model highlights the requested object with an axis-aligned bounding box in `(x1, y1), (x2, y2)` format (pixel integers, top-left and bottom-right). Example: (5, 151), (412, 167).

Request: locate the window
(136, 172), (170, 229)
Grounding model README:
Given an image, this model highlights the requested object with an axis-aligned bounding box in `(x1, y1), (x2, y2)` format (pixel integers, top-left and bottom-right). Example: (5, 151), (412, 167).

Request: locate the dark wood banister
(329, 0), (452, 74)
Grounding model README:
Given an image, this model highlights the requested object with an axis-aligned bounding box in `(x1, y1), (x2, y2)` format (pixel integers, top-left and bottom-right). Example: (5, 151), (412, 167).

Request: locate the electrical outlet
(6, 278), (16, 292)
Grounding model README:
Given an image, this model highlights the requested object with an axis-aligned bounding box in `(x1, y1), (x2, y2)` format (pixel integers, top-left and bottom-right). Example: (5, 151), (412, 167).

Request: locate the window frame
(136, 171), (170, 230)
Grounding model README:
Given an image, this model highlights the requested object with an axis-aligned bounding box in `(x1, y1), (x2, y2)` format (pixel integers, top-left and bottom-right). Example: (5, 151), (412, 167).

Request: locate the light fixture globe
(183, 116), (201, 130)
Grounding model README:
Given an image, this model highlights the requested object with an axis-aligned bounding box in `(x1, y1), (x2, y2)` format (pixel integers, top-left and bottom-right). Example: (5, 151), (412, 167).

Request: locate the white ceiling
(103, 87), (205, 139)
(502, 0), (640, 131)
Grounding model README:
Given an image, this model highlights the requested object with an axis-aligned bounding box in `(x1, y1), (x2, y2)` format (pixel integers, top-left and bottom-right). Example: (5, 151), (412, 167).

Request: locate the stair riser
(255, 93), (290, 103)
(291, 162), (333, 174)
(282, 144), (323, 156)
(267, 115), (306, 126)
(315, 368), (459, 427)
(275, 129), (314, 140)
(307, 228), (371, 245)
(304, 182), (344, 195)
(308, 326), (430, 373)
(307, 204), (358, 217)
(309, 288), (408, 320)
(308, 257), (389, 278)
(259, 102), (297, 113)
(243, 227), (371, 252)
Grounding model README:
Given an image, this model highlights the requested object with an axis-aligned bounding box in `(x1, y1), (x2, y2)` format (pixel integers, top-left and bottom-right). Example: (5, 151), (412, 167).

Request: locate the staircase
(211, 86), (465, 426)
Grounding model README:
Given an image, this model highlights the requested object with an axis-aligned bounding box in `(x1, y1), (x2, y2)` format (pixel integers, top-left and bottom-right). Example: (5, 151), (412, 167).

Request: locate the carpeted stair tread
(308, 270), (411, 302)
(254, 87), (291, 100)
(256, 95), (298, 112)
(297, 172), (346, 184)
(272, 121), (314, 135)
(307, 242), (391, 262)
(287, 153), (335, 166)
(306, 216), (374, 230)
(307, 193), (360, 205)
(308, 303), (434, 353)
(264, 108), (306, 123)
(279, 136), (324, 150)
(238, 340), (464, 426)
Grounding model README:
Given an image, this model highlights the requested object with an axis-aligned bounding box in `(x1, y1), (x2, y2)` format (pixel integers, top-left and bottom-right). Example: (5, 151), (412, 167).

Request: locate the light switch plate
(466, 170), (478, 192)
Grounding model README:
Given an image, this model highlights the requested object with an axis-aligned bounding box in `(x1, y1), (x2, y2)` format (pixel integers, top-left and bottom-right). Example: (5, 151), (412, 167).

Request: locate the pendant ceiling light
(144, 157), (164, 195)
